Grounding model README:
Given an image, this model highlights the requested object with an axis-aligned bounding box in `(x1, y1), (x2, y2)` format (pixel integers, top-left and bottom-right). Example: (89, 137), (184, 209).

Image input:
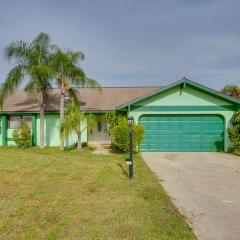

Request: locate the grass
(0, 147), (196, 240)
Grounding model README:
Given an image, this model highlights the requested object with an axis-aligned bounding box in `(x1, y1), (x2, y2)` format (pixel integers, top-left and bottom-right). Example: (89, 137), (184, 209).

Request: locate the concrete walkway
(92, 147), (110, 155)
(142, 152), (240, 240)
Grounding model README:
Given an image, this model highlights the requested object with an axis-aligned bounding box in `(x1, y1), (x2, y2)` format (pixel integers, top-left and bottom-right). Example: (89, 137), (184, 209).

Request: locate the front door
(88, 117), (110, 143)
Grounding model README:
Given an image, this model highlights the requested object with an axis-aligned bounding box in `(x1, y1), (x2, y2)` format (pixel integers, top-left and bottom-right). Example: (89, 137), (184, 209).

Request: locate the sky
(0, 0), (240, 89)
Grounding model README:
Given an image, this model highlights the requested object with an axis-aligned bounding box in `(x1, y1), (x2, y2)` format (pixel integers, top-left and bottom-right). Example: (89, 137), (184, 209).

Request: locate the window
(9, 116), (32, 129)
(22, 116), (32, 128)
(9, 116), (21, 129)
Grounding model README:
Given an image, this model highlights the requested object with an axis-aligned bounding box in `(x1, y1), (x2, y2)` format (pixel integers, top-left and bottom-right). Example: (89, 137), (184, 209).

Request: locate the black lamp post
(127, 116), (134, 179)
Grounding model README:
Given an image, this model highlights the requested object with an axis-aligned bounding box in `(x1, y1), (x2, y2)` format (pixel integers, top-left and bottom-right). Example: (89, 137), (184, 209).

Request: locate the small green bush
(228, 111), (240, 150)
(111, 117), (129, 153)
(133, 124), (144, 147)
(104, 112), (122, 137)
(111, 117), (144, 153)
(13, 121), (32, 148)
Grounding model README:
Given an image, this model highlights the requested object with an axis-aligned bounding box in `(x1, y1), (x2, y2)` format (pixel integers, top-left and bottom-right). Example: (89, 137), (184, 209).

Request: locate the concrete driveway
(142, 152), (240, 240)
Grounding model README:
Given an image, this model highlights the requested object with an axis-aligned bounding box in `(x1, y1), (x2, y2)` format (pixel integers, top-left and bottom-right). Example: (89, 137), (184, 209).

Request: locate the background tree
(221, 85), (240, 99)
(60, 100), (96, 149)
(50, 47), (101, 149)
(229, 111), (240, 150)
(222, 85), (240, 152)
(0, 32), (54, 148)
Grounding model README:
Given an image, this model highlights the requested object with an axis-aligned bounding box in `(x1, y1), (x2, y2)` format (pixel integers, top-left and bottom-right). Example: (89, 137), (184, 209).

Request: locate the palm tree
(221, 85), (240, 99)
(0, 32), (55, 148)
(60, 100), (96, 149)
(50, 47), (101, 149)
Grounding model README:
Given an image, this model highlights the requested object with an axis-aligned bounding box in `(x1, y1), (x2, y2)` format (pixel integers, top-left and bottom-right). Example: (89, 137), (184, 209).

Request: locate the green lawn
(0, 147), (195, 240)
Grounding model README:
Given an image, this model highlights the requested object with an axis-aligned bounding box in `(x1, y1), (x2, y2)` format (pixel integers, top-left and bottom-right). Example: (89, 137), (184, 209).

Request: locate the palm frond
(68, 88), (79, 104)
(67, 51), (85, 64)
(86, 114), (96, 129)
(70, 67), (85, 85)
(84, 78), (102, 91)
(31, 32), (51, 65)
(31, 32), (50, 49)
(0, 65), (24, 99)
(60, 100), (88, 140)
(4, 41), (30, 65)
(24, 78), (37, 92)
(74, 75), (101, 90)
(50, 48), (75, 79)
(30, 64), (56, 83)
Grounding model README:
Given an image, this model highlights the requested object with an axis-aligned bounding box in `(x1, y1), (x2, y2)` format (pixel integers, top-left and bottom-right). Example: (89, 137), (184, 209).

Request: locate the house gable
(131, 85), (236, 111)
(117, 78), (240, 111)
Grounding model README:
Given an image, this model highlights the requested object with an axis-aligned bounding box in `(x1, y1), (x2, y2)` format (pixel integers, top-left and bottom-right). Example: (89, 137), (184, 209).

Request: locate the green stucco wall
(0, 113), (87, 147)
(36, 113), (88, 147)
(128, 86), (236, 152)
(7, 129), (16, 146)
(134, 86), (232, 107)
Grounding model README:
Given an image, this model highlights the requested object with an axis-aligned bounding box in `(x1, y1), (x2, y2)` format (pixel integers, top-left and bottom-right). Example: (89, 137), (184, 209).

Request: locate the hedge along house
(0, 78), (239, 151)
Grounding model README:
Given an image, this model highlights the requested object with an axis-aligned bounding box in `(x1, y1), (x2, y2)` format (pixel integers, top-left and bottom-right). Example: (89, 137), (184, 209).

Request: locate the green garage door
(139, 115), (224, 152)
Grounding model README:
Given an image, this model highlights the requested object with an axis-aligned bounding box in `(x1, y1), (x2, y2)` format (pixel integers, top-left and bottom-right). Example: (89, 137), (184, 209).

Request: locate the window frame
(8, 115), (32, 129)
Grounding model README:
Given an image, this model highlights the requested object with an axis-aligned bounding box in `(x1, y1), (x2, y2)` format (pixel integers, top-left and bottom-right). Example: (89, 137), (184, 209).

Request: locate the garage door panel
(139, 114), (224, 152)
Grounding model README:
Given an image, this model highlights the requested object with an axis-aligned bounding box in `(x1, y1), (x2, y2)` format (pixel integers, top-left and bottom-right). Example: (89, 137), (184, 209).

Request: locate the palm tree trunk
(40, 101), (45, 149)
(60, 90), (65, 150)
(77, 132), (82, 150)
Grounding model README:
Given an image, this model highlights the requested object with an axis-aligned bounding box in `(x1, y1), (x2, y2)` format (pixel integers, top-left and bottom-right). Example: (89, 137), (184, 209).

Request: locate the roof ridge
(12, 86), (161, 90)
(71, 86), (161, 89)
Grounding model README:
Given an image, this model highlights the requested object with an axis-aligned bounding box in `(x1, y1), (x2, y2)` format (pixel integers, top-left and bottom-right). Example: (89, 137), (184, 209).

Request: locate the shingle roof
(0, 87), (159, 113)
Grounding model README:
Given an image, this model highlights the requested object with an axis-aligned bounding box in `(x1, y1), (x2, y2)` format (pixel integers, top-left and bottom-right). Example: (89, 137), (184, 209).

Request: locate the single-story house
(0, 78), (239, 152)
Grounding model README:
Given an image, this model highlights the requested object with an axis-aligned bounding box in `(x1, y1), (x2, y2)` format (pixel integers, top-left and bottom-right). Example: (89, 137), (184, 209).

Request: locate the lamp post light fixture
(127, 116), (134, 179)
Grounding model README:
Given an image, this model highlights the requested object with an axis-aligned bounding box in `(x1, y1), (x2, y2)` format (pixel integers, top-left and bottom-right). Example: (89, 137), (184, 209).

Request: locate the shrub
(228, 111), (240, 150)
(111, 117), (144, 153)
(133, 124), (144, 147)
(111, 117), (129, 153)
(13, 121), (32, 148)
(104, 112), (121, 137)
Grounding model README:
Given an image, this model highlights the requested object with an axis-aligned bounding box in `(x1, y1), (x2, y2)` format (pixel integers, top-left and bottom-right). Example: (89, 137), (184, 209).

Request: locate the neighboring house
(0, 78), (240, 152)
